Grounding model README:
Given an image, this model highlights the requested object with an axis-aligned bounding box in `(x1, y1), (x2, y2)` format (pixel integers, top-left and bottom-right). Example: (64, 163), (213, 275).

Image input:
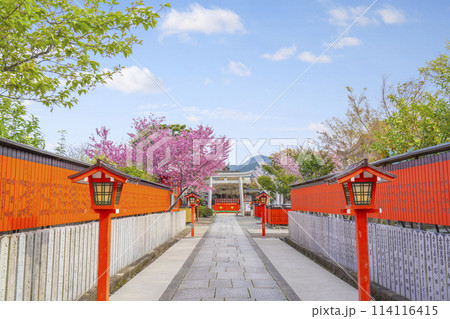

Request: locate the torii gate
(207, 171), (253, 215)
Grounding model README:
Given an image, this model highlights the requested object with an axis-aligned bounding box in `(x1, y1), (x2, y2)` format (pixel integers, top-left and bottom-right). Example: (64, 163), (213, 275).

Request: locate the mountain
(228, 155), (271, 172)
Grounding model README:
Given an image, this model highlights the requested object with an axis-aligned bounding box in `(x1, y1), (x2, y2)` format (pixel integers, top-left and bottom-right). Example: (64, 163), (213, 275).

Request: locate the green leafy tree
(260, 164), (298, 200)
(0, 99), (45, 148)
(55, 129), (67, 155)
(257, 175), (276, 195)
(298, 150), (335, 181)
(372, 89), (450, 156)
(372, 44), (450, 157)
(419, 41), (450, 96)
(0, 0), (169, 110)
(119, 165), (158, 182)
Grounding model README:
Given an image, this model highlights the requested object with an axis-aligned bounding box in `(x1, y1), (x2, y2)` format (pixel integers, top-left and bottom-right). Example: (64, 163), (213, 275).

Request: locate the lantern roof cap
(184, 191), (200, 198)
(256, 191), (271, 199)
(326, 159), (396, 184)
(68, 159), (133, 184)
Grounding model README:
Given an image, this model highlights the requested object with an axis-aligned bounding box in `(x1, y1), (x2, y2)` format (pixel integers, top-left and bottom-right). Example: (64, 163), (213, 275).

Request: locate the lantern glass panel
(189, 197), (195, 205)
(260, 196), (267, 204)
(342, 183), (351, 205)
(115, 183), (123, 205)
(93, 182), (114, 205)
(351, 182), (373, 205)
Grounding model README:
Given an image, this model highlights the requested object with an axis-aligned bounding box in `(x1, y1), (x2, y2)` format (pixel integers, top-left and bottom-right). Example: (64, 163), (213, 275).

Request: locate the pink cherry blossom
(85, 114), (231, 206)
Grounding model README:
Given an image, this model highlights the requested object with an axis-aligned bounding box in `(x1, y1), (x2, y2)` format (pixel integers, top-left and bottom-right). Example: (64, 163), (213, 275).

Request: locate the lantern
(327, 159), (396, 301)
(256, 191), (271, 237)
(68, 160), (137, 301)
(185, 192), (200, 237)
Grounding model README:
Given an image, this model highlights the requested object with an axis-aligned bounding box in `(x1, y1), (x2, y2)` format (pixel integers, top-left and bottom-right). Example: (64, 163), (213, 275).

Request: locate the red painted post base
(191, 205), (195, 237)
(355, 210), (371, 301)
(96, 209), (114, 301)
(262, 205), (266, 237)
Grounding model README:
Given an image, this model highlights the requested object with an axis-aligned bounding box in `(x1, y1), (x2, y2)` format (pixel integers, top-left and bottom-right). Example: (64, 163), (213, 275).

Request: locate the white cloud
(227, 61), (251, 76)
(104, 66), (163, 93)
(297, 51), (331, 63)
(328, 5), (406, 27)
(376, 5), (407, 24)
(262, 45), (297, 61)
(160, 4), (245, 37)
(328, 6), (377, 26)
(204, 77), (212, 85)
(327, 36), (362, 49)
(328, 7), (349, 26)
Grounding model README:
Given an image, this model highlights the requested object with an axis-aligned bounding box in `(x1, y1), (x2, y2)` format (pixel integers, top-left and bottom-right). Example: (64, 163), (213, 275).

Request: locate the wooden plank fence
(0, 210), (185, 301)
(288, 211), (450, 300)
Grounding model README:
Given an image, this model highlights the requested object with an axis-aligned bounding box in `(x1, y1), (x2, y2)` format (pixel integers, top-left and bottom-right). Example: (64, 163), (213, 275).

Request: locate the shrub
(198, 205), (213, 217)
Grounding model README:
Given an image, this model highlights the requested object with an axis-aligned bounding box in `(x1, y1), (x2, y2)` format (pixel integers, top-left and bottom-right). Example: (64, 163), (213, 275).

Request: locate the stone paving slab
(216, 287), (250, 299)
(112, 216), (357, 301)
(178, 279), (209, 289)
(209, 279), (232, 288)
(160, 215), (299, 301)
(172, 287), (215, 300)
(248, 288), (287, 301)
(231, 279), (253, 288)
(253, 237), (358, 301)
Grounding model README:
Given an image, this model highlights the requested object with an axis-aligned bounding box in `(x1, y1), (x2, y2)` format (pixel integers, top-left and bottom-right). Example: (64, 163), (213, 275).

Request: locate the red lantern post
(68, 160), (132, 301)
(185, 192), (200, 237)
(256, 191), (270, 237)
(327, 159), (396, 301)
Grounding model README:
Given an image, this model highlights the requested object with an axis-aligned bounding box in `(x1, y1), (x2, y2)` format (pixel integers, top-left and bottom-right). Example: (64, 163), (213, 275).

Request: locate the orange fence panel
(291, 151), (450, 226)
(267, 206), (291, 225)
(0, 138), (172, 232)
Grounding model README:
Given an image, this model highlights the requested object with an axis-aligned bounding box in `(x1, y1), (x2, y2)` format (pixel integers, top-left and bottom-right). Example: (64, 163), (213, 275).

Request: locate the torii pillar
(208, 176), (213, 209)
(239, 176), (244, 215)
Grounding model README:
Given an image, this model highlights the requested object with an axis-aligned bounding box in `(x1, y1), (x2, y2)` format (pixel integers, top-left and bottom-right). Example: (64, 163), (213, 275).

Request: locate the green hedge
(198, 205), (213, 217)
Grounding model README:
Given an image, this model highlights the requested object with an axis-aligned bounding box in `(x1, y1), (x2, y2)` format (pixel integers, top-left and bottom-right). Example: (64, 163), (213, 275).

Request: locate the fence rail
(288, 211), (450, 300)
(0, 138), (171, 232)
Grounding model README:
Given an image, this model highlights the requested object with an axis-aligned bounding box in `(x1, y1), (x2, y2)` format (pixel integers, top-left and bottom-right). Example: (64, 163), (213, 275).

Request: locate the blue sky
(30, 0), (450, 165)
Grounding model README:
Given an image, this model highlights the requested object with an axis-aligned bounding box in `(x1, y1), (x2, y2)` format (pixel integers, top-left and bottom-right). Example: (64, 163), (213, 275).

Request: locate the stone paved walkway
(159, 215), (299, 301)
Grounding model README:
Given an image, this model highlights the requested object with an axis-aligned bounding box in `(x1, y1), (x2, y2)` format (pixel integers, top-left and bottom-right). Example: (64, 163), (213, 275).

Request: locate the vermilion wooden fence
(291, 146), (450, 226)
(267, 206), (291, 225)
(254, 204), (262, 218)
(0, 138), (171, 232)
(213, 198), (240, 213)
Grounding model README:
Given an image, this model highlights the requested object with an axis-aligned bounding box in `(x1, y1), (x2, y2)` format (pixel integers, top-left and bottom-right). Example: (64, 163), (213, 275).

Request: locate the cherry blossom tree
(259, 146), (337, 200)
(260, 148), (301, 199)
(128, 116), (231, 209)
(85, 126), (126, 166)
(270, 148), (302, 177)
(85, 114), (231, 210)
